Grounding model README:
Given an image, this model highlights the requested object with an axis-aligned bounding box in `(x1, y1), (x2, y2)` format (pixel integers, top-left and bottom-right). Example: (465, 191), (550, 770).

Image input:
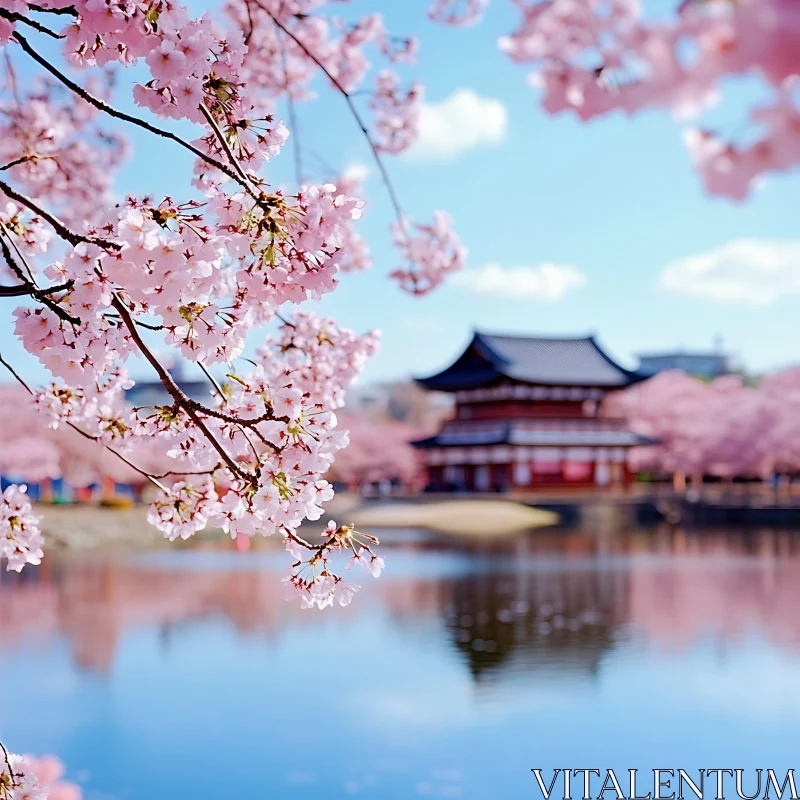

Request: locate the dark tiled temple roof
(416, 332), (644, 391)
(412, 421), (656, 449)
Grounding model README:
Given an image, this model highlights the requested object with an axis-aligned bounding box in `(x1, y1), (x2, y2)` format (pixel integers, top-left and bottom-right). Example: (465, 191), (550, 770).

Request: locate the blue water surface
(2, 526), (800, 799)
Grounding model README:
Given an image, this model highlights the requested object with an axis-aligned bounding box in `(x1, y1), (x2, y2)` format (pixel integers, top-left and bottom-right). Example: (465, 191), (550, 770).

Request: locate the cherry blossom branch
(0, 155), (32, 171)
(197, 359), (226, 401)
(0, 740), (14, 783)
(251, 0), (406, 228)
(0, 234), (80, 324)
(11, 32), (259, 196)
(0, 177), (120, 249)
(285, 526), (335, 553)
(0, 279), (73, 297)
(111, 294), (253, 481)
(0, 220), (38, 284)
(58, 417), (169, 490)
(0, 9), (63, 38)
(198, 103), (259, 193)
(27, 3), (76, 14)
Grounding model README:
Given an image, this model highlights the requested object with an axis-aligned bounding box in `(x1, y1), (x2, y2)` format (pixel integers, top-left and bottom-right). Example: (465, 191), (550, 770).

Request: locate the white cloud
(408, 89), (507, 161)
(341, 161), (370, 183)
(658, 239), (800, 306)
(451, 262), (586, 301)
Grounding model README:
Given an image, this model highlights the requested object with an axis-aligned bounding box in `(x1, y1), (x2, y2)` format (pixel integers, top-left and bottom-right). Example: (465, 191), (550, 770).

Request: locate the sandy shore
(39, 504), (163, 552)
(349, 499), (558, 536)
(35, 495), (558, 552)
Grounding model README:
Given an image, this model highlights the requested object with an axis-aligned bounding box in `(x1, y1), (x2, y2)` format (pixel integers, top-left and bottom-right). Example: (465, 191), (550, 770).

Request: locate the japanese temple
(412, 332), (652, 492)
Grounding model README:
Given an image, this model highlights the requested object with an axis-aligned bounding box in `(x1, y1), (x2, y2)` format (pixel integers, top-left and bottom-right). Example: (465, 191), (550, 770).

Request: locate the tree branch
(0, 178), (120, 250)
(11, 31), (260, 198)
(0, 156), (32, 172)
(0, 234), (80, 324)
(0, 279), (73, 297)
(111, 294), (253, 481)
(27, 3), (77, 15)
(198, 103), (258, 192)
(0, 8), (63, 38)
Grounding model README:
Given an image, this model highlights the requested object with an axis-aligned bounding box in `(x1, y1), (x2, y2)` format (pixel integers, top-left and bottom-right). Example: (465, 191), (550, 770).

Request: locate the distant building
(124, 363), (209, 407)
(637, 351), (731, 380)
(412, 332), (652, 492)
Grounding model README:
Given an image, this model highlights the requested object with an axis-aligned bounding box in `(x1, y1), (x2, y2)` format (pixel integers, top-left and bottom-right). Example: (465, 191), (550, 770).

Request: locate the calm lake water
(3, 525), (800, 799)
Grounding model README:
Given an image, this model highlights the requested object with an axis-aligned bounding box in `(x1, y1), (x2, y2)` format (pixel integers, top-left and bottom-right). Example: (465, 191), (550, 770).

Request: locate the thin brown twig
(0, 219), (38, 284)
(280, 41), (303, 185)
(3, 50), (20, 108)
(253, 0), (406, 229)
(0, 155), (31, 172)
(0, 351), (31, 392)
(27, 3), (77, 15)
(198, 359), (226, 402)
(198, 104), (258, 193)
(0, 738), (15, 785)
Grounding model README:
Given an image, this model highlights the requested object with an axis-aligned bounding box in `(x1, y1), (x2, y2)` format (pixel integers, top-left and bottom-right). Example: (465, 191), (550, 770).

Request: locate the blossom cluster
(391, 211), (469, 295)
(428, 0), (489, 27)
(256, 312), (380, 408)
(0, 750), (47, 800)
(0, 749), (81, 800)
(285, 520), (384, 609)
(136, 314), (377, 549)
(330, 169), (372, 273)
(433, 0), (800, 199)
(370, 70), (423, 155)
(0, 76), (126, 225)
(0, 484), (43, 573)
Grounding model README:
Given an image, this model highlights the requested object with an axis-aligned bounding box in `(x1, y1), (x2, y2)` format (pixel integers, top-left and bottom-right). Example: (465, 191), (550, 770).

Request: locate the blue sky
(2, 0), (799, 388)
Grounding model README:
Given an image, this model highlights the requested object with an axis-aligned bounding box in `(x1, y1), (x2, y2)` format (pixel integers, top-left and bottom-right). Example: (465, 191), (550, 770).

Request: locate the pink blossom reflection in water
(2, 527), (800, 798)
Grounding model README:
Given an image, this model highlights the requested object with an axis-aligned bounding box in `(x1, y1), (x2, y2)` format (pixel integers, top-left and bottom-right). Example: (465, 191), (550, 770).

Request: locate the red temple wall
(428, 459), (632, 493)
(455, 399), (596, 421)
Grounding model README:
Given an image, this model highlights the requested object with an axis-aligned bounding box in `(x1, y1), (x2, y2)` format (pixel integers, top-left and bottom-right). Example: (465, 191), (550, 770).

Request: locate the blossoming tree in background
(327, 413), (424, 493)
(433, 0), (800, 199)
(611, 369), (800, 489)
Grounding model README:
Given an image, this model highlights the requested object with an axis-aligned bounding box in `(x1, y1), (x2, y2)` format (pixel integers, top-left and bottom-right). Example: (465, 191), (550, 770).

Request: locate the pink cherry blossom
(436, 0), (800, 199)
(390, 211), (468, 295)
(0, 484), (43, 572)
(370, 70), (423, 154)
(0, 751), (48, 800)
(147, 476), (218, 541)
(429, 0), (489, 27)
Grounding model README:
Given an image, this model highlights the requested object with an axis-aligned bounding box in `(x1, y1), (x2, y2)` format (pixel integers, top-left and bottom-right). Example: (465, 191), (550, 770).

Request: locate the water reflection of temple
(438, 567), (627, 682)
(4, 529), (800, 680)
